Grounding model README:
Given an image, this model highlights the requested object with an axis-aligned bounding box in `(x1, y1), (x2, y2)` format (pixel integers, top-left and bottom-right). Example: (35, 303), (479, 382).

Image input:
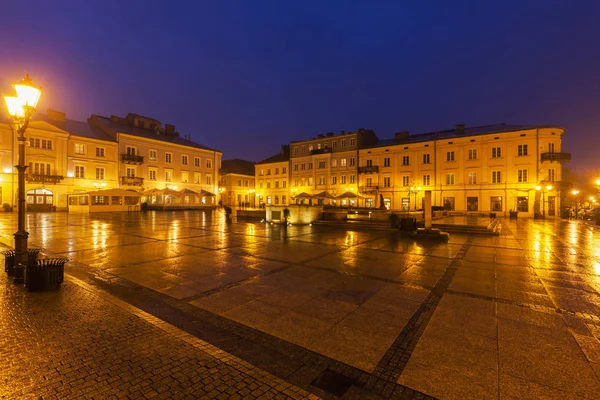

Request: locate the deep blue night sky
(1, 1), (599, 169)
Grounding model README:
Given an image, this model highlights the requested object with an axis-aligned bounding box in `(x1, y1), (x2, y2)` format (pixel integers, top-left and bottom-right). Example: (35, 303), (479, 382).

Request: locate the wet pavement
(1, 211), (600, 399)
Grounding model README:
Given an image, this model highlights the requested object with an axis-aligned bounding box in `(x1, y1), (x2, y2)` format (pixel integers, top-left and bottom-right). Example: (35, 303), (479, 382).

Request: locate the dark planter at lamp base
(509, 211), (518, 220)
(25, 258), (68, 291)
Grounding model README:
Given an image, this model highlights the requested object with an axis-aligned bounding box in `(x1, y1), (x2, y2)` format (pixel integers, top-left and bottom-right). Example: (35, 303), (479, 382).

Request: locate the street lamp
(408, 186), (421, 211)
(571, 189), (580, 219)
(247, 189), (255, 208)
(3, 75), (42, 284)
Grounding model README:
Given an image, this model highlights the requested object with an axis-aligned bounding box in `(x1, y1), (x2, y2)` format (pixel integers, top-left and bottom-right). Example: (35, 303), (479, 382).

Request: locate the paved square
(2, 211), (600, 399)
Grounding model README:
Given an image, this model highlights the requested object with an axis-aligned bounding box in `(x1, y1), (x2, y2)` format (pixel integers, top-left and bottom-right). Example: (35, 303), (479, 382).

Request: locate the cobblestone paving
(0, 269), (318, 399)
(2, 212), (600, 399)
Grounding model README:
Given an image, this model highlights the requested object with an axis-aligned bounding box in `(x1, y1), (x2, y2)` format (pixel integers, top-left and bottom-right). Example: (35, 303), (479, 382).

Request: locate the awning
(87, 188), (141, 197)
(294, 192), (313, 199)
(200, 189), (216, 196)
(336, 191), (362, 199)
(314, 191), (336, 199)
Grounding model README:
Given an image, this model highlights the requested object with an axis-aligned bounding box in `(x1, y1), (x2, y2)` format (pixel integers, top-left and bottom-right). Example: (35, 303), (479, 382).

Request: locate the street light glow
(572, 189), (579, 195)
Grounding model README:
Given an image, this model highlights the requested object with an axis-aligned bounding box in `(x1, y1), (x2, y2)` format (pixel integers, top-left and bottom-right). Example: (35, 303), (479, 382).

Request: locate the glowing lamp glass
(4, 96), (25, 118)
(14, 77), (41, 109)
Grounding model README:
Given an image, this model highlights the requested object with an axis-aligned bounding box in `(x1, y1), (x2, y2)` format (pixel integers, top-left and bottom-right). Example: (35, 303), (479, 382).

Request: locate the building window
(294, 164), (299, 171)
(467, 197), (479, 211)
(423, 154), (430, 164)
(338, 158), (346, 167)
(468, 172), (477, 184)
(338, 175), (345, 184)
(282, 167), (286, 174)
(181, 171), (189, 183)
(126, 146), (135, 155)
(468, 149), (477, 160)
(75, 144), (86, 155)
(95, 168), (105, 180)
(149, 169), (157, 181)
(206, 159), (212, 168)
(30, 162), (52, 175)
(266, 182), (270, 189)
(308, 177), (313, 185)
(194, 157), (200, 167)
(350, 138), (355, 146)
(341, 139), (346, 148)
(518, 169), (528, 183)
(165, 170), (172, 181)
(517, 196), (529, 212)
(332, 141), (337, 149)
(282, 195), (287, 204)
(492, 170), (501, 183)
(275, 181), (279, 189)
(95, 147), (105, 157)
(366, 178), (373, 187)
(446, 151), (454, 162)
(446, 173), (455, 185)
(402, 176), (409, 186)
(245, 180), (249, 187)
(443, 197), (455, 210)
(206, 175), (212, 185)
(274, 195), (279, 204)
(332, 176), (337, 185)
(301, 145), (305, 153)
(165, 152), (172, 163)
(491, 196), (503, 212)
(384, 157), (391, 167)
(423, 174), (431, 186)
(548, 168), (555, 181)
(492, 147), (501, 158)
(350, 175), (355, 183)
(194, 172), (200, 183)
(75, 165), (85, 178)
(350, 157), (355, 166)
(331, 160), (337, 167)
(518, 144), (528, 156)
(301, 163), (306, 170)
(308, 162), (313, 170)
(318, 177), (324, 185)
(266, 168), (271, 175)
(275, 167), (279, 174)
(366, 159), (372, 167)
(182, 155), (188, 165)
(318, 161), (326, 169)
(126, 167), (135, 178)
(148, 150), (156, 161)
(549, 143), (555, 152)
(384, 177), (391, 187)
(402, 156), (409, 166)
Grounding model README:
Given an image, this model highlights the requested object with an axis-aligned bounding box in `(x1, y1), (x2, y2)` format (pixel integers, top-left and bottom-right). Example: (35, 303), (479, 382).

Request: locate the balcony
(121, 153), (144, 164)
(541, 152), (571, 162)
(310, 148), (332, 155)
(359, 185), (379, 193)
(26, 174), (64, 184)
(358, 166), (379, 174)
(121, 176), (144, 186)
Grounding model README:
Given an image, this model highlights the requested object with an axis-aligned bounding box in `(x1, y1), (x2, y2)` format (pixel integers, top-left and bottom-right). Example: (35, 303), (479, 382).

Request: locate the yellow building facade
(219, 159), (256, 207)
(358, 124), (568, 217)
(255, 145), (290, 206)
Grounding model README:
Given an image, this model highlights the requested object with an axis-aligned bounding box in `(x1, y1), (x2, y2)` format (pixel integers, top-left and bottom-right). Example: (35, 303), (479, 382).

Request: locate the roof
(368, 123), (564, 149)
(256, 151), (290, 165)
(220, 159), (255, 176)
(92, 115), (220, 152)
(35, 115), (116, 142)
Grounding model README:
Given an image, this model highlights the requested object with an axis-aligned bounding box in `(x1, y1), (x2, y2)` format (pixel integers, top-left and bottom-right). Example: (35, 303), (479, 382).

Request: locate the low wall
(237, 209), (265, 219)
(266, 205), (323, 225)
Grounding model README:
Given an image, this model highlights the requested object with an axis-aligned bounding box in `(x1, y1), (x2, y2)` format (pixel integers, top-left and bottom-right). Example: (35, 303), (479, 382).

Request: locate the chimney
(394, 131), (409, 140)
(281, 144), (289, 155)
(165, 124), (176, 135)
(317, 133), (325, 138)
(326, 132), (334, 137)
(340, 130), (345, 135)
(358, 128), (365, 133)
(455, 123), (465, 133)
(47, 109), (66, 121)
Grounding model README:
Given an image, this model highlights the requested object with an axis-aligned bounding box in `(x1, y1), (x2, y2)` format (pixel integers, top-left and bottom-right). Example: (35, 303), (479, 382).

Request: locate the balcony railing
(121, 153), (144, 164)
(359, 185), (379, 193)
(26, 174), (64, 184)
(121, 176), (144, 186)
(358, 166), (379, 174)
(541, 152), (571, 162)
(310, 148), (332, 155)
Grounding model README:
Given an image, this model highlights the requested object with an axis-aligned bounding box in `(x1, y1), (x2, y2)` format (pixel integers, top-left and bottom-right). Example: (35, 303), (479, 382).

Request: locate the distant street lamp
(3, 75), (42, 284)
(571, 189), (579, 219)
(408, 186), (421, 211)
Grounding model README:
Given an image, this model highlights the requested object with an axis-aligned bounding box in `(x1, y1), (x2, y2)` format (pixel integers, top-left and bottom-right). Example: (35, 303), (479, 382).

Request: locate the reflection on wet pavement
(2, 211), (600, 399)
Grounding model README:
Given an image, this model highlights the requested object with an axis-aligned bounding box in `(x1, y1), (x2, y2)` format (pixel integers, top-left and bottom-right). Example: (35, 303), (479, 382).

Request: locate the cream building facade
(219, 159), (256, 207)
(255, 145), (290, 206)
(0, 110), (221, 211)
(289, 129), (378, 205)
(358, 124), (569, 217)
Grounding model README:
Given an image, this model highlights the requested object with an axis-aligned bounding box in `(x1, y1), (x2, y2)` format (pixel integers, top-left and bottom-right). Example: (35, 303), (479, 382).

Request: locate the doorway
(27, 189), (53, 212)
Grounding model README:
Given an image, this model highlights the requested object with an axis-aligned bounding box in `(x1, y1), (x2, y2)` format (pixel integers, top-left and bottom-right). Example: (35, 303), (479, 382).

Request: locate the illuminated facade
(255, 145), (290, 206)
(0, 110), (221, 211)
(219, 159), (256, 207)
(358, 124), (569, 216)
(289, 130), (378, 205)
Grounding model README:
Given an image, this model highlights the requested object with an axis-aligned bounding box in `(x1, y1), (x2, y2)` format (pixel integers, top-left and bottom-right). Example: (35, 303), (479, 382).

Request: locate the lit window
(75, 144), (86, 155)
(165, 153), (172, 163)
(446, 173), (455, 185)
(150, 150), (157, 161)
(75, 165), (85, 178)
(95, 168), (105, 180)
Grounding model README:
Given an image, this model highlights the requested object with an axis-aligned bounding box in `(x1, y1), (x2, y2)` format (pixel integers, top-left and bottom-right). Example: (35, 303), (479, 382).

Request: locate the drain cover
(311, 368), (357, 397)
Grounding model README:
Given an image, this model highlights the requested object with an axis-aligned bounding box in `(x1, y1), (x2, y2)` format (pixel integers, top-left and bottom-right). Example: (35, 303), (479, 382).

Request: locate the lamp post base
(13, 230), (29, 285)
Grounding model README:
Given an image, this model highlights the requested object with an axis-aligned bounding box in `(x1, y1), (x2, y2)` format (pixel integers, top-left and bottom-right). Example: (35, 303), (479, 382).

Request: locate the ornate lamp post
(3, 75), (42, 284)
(247, 189), (255, 208)
(408, 186), (421, 211)
(571, 189), (579, 219)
